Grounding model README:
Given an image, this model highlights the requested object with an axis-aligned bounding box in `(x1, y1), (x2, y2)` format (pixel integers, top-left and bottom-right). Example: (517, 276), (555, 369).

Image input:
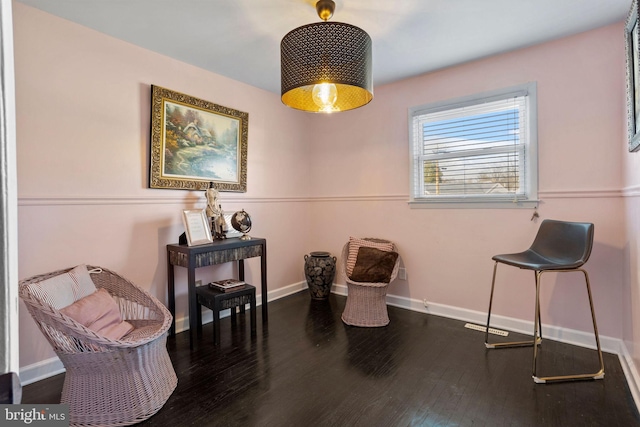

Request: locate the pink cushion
(60, 288), (134, 340)
(346, 237), (394, 276)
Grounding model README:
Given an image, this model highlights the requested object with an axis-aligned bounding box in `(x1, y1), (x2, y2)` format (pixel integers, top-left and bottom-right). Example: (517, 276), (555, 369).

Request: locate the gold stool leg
(532, 270), (542, 378)
(532, 269), (605, 383)
(485, 263), (541, 349)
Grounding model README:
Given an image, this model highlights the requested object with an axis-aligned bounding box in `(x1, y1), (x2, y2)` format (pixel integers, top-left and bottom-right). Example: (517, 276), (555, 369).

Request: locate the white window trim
(408, 82), (538, 209)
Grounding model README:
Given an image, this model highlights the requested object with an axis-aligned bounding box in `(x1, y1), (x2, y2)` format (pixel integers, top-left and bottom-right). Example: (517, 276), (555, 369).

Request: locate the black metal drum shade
(281, 21), (373, 113)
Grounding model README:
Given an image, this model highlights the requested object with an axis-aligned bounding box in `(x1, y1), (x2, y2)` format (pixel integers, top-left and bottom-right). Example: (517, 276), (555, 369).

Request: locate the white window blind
(409, 83), (537, 208)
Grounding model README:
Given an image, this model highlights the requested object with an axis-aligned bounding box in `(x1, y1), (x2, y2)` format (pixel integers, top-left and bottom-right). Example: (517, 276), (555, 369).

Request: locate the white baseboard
(18, 281), (640, 413)
(339, 284), (622, 352)
(20, 281), (310, 385)
(390, 296), (621, 354)
(173, 280), (307, 333)
(383, 292), (640, 412)
(618, 341), (640, 412)
(333, 283), (347, 296)
(19, 357), (65, 386)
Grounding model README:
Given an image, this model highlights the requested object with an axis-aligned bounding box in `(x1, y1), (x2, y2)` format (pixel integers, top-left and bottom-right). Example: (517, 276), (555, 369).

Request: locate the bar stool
(485, 219), (604, 383)
(195, 284), (256, 345)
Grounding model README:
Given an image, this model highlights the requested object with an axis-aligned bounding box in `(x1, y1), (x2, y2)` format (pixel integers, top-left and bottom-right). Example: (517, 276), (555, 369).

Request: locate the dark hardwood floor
(22, 291), (640, 426)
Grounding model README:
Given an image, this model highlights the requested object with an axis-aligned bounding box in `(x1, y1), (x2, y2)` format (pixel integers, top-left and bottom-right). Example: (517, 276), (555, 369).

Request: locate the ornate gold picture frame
(150, 85), (248, 191)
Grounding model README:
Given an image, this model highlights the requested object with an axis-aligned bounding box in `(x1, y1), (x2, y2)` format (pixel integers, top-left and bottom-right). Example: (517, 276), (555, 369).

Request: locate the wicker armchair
(340, 239), (400, 327)
(19, 266), (177, 427)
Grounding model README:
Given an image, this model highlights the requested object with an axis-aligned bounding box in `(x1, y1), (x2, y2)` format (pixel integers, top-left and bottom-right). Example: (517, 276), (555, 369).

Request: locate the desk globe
(231, 209), (252, 240)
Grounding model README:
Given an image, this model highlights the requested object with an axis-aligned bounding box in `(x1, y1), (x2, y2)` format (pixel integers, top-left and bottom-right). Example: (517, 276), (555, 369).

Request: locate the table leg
(214, 297), (221, 346)
(196, 297), (203, 337)
(261, 242), (268, 322)
(239, 259), (245, 281)
(237, 259), (245, 328)
(167, 252), (176, 336)
(250, 291), (257, 336)
(188, 266), (197, 348)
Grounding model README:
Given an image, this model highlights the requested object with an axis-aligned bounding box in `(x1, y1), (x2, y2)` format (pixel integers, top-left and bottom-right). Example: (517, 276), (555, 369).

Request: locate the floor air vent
(464, 323), (509, 336)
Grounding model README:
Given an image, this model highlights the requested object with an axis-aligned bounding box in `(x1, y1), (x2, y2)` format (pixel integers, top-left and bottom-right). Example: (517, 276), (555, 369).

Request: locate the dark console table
(166, 237), (267, 346)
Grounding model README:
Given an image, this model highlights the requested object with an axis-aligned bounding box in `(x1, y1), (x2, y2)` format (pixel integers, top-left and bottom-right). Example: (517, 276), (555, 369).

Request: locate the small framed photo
(181, 209), (213, 246)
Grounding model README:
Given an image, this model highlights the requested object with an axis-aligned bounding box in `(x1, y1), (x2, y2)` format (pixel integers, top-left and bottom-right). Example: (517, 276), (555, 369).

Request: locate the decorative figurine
(205, 182), (226, 240)
(214, 204), (228, 239)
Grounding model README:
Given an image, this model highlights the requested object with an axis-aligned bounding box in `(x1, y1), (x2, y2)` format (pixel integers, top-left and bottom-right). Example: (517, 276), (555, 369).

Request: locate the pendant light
(280, 0), (373, 113)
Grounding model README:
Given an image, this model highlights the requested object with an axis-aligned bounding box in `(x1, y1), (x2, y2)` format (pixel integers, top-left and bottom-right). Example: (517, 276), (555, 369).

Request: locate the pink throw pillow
(60, 288), (134, 340)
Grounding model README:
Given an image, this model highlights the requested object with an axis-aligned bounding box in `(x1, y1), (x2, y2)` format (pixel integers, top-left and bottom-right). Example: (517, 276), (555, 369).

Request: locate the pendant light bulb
(312, 83), (339, 113)
(280, 0), (373, 113)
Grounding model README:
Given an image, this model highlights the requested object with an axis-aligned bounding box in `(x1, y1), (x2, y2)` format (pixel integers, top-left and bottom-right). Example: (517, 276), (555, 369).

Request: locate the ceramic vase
(304, 251), (337, 300)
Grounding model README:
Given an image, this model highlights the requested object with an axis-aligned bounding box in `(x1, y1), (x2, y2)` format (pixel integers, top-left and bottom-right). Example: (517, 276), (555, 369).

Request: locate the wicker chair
(19, 266), (177, 427)
(340, 239), (400, 327)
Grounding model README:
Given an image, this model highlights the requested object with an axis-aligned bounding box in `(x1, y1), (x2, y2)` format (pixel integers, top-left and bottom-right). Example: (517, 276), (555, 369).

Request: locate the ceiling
(16, 0), (632, 94)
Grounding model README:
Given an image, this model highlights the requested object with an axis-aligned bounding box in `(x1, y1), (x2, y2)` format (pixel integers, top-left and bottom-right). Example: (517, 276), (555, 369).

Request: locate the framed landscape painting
(149, 85), (248, 191)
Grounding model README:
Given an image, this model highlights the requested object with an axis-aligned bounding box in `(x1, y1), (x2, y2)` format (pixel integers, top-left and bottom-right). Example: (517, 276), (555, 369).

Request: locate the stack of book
(208, 278), (245, 292)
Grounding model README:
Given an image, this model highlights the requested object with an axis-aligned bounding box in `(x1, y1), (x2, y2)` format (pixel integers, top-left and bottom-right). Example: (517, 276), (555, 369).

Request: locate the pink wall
(14, 3), (314, 368)
(14, 1), (631, 377)
(623, 16), (640, 382)
(304, 23), (626, 338)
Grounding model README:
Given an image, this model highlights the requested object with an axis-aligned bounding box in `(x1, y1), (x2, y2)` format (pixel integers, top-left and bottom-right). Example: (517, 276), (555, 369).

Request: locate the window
(409, 83), (538, 208)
